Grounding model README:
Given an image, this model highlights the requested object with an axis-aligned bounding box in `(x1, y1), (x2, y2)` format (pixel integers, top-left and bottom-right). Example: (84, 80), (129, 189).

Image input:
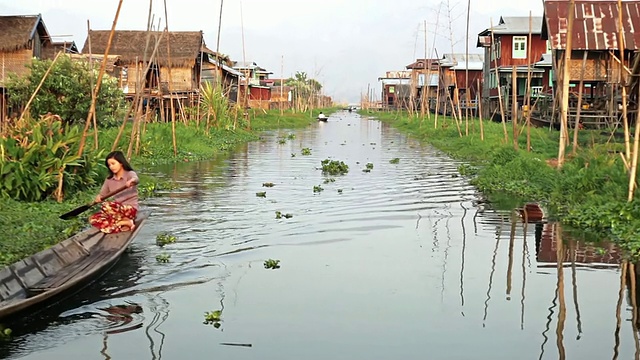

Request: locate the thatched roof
(83, 30), (204, 67)
(68, 54), (122, 72)
(0, 14), (49, 52)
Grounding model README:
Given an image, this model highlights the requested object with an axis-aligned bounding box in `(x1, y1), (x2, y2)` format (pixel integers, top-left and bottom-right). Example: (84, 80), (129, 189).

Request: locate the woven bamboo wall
(160, 67), (194, 92)
(124, 64), (142, 95)
(567, 57), (608, 81)
(0, 50), (33, 85)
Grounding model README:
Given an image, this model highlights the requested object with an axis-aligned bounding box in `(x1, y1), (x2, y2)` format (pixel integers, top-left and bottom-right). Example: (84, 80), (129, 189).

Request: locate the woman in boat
(318, 111), (327, 120)
(89, 151), (139, 233)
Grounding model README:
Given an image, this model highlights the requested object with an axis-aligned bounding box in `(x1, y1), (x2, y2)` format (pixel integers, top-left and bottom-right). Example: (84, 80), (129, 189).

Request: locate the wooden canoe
(0, 210), (150, 321)
(318, 117), (328, 122)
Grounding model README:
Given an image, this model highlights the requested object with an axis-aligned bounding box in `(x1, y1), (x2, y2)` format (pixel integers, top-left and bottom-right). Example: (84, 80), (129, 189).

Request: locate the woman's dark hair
(105, 151), (134, 178)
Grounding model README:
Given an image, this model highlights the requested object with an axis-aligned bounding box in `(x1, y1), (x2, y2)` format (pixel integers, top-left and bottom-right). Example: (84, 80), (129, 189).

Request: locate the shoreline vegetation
(362, 110), (640, 257)
(0, 109), (332, 267)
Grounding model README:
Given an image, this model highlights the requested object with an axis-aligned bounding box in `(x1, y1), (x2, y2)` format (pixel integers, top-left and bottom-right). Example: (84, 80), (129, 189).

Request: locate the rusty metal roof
(542, 0), (640, 50)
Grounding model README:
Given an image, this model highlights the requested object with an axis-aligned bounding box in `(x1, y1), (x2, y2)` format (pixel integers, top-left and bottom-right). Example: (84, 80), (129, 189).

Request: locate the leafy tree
(6, 55), (125, 127)
(285, 71), (323, 112)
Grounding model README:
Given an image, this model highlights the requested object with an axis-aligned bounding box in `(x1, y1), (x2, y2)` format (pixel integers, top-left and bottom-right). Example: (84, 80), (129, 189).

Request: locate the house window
(389, 86), (395, 94)
(546, 40), (552, 54)
(513, 36), (527, 59)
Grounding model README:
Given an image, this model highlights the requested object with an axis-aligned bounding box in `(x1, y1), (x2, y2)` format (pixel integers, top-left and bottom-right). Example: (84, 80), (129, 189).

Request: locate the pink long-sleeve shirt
(98, 170), (139, 209)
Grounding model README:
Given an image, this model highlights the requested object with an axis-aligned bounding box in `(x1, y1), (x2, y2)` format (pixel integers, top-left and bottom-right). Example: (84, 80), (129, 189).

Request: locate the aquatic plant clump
(204, 310), (223, 328)
(275, 211), (293, 219)
(321, 159), (349, 175)
(156, 253), (171, 263)
(156, 232), (177, 246)
(264, 259), (281, 269)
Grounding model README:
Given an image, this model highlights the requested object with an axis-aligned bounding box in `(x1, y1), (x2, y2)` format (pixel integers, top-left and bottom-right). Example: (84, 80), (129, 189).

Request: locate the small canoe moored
(317, 117), (328, 122)
(0, 210), (150, 321)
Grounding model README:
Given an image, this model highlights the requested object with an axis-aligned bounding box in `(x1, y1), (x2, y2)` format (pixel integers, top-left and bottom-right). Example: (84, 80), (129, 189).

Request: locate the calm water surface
(2, 112), (638, 359)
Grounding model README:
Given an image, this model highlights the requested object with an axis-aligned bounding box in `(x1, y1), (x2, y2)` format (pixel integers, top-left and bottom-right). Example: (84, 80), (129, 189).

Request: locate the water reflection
(6, 112), (640, 359)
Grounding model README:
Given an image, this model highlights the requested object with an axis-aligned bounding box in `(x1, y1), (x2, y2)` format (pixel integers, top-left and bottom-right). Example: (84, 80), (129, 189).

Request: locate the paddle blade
(59, 204), (93, 220)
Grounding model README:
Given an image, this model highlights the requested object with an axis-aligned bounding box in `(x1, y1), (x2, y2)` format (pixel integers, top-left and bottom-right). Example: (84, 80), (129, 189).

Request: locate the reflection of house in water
(533, 222), (621, 265)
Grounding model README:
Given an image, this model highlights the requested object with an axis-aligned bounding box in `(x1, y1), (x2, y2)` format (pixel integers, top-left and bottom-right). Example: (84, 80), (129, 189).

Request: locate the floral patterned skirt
(89, 201), (138, 234)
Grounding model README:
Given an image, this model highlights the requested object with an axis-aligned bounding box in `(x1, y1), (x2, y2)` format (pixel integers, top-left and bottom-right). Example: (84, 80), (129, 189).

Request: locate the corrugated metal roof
(478, 16), (544, 36)
(542, 0), (640, 50)
(535, 53), (553, 66)
(222, 64), (244, 77)
(439, 53), (484, 70)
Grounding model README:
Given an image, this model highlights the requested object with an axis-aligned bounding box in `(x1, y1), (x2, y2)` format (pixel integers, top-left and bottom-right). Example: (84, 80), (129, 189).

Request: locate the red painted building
(477, 16), (549, 120)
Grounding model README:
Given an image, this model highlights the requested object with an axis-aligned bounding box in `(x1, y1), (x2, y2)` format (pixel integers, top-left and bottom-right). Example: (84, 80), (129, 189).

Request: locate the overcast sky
(1, 0), (545, 103)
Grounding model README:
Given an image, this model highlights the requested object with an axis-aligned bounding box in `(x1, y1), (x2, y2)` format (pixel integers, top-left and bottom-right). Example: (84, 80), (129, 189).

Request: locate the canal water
(1, 111), (638, 359)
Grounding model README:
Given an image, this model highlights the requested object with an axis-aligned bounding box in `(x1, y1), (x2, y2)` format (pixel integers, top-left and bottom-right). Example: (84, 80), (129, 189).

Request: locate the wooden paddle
(59, 185), (129, 220)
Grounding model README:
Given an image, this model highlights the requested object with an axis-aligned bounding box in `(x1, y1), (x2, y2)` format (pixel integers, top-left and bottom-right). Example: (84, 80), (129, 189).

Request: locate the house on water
(84, 30), (214, 121)
(436, 53), (485, 117)
(540, 0), (640, 128)
(0, 14), (76, 123)
(477, 16), (548, 121)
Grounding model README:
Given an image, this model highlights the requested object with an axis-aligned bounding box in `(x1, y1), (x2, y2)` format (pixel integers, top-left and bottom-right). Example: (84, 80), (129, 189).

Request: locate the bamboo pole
(478, 78), (484, 140)
(163, 0), (178, 156)
(18, 50), (63, 123)
(525, 12), (533, 152)
(446, 0), (462, 124)
(114, 32), (164, 152)
(126, 58), (143, 159)
(434, 61), (441, 128)
(571, 51), (588, 155)
(195, 31), (204, 127)
(489, 18), (508, 143)
(131, 1), (154, 157)
(557, 0), (576, 169)
(464, 0), (471, 136)
(628, 82), (640, 200)
(77, 0), (123, 157)
(420, 20), (428, 121)
(280, 55), (284, 115)
(512, 65), (518, 150)
(1, 54), (5, 135)
(426, 4), (442, 121)
(215, 0), (224, 79)
(617, 0), (631, 162)
(86, 20), (99, 150)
